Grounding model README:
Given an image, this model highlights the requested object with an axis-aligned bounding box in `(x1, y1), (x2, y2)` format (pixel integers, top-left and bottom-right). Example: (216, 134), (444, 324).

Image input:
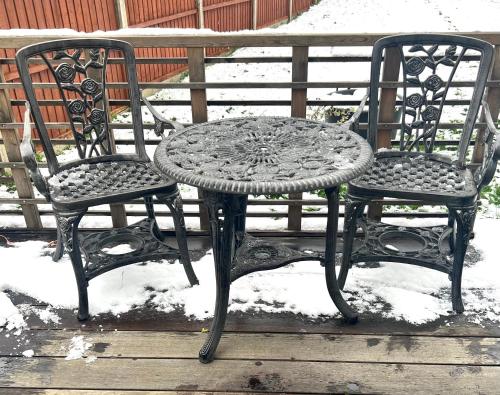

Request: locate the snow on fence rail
(0, 0), (316, 133)
(0, 31), (499, 231)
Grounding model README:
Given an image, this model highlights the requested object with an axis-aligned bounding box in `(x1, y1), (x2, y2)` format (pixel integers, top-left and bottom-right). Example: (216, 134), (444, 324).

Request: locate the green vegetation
(311, 184), (347, 199)
(481, 183), (500, 206)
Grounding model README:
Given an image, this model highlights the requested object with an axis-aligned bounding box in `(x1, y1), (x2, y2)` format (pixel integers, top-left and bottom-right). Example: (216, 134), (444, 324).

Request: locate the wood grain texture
(0, 68), (41, 228)
(11, 302), (500, 338)
(367, 46), (401, 220)
(2, 32), (500, 49)
(187, 47), (210, 230)
(473, 45), (500, 163)
(114, 0), (128, 28)
(2, 330), (499, 365)
(288, 46), (309, 230)
(1, 357), (499, 393)
(0, 391), (251, 395)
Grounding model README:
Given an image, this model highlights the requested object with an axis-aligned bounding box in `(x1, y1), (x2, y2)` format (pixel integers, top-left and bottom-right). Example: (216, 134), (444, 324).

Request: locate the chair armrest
(475, 100), (500, 190)
(20, 103), (50, 200)
(343, 91), (369, 132)
(141, 92), (184, 137)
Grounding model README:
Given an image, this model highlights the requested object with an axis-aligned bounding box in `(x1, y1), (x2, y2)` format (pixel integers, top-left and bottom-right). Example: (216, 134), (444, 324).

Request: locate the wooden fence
(0, 31), (499, 232)
(0, 0), (316, 134)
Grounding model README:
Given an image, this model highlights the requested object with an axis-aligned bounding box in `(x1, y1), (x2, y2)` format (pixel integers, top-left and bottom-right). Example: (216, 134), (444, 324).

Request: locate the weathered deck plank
(14, 303), (500, 338)
(1, 236), (498, 394)
(1, 330), (499, 366)
(1, 357), (499, 394)
(0, 390), (252, 395)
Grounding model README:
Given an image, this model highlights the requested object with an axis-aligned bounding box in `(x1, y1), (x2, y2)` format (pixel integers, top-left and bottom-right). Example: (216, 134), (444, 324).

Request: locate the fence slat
(196, 0), (204, 29)
(288, 46), (309, 231)
(114, 0), (129, 28)
(187, 46), (210, 230)
(252, 0), (257, 29)
(0, 69), (42, 228)
(367, 46), (401, 221)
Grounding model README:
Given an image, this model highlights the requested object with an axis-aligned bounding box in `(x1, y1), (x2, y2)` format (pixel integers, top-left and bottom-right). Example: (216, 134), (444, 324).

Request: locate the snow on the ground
(0, 218), (499, 330)
(1, 0), (500, 331)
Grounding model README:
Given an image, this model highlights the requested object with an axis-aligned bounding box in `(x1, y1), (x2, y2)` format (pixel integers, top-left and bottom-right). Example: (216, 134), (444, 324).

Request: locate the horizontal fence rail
(0, 31), (499, 232)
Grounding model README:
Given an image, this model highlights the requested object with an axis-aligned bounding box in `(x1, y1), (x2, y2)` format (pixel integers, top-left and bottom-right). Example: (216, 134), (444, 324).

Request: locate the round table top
(154, 116), (373, 194)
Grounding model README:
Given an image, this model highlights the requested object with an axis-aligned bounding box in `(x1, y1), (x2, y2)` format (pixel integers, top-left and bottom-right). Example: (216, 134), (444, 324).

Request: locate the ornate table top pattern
(154, 117), (373, 194)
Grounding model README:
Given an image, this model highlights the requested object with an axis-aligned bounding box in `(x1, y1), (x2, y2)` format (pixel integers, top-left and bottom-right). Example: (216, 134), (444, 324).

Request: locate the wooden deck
(1, 236), (500, 394)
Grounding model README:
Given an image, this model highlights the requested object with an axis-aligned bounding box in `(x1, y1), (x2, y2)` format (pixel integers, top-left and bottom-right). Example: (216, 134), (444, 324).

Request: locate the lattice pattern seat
(349, 152), (477, 205)
(48, 159), (175, 207)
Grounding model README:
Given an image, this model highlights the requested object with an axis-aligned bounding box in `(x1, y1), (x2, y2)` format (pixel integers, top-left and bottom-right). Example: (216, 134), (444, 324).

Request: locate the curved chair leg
(449, 205), (476, 314)
(159, 190), (199, 286)
(55, 210), (89, 321)
(324, 187), (358, 323)
(51, 224), (64, 262)
(339, 194), (367, 290)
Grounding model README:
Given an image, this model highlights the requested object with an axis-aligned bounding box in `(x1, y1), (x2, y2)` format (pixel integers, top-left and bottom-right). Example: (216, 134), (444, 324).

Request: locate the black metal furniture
(154, 116), (373, 362)
(340, 34), (499, 313)
(16, 39), (198, 321)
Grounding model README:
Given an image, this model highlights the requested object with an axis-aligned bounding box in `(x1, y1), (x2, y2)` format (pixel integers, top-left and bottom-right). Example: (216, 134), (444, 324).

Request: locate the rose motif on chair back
(40, 47), (112, 158)
(398, 43), (466, 153)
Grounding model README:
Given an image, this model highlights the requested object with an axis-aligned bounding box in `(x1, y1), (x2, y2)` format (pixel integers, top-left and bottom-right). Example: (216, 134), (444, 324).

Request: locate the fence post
(0, 70), (42, 229)
(114, 0), (128, 28)
(367, 46), (401, 221)
(196, 0), (204, 29)
(473, 45), (500, 164)
(187, 47), (210, 230)
(252, 0), (258, 29)
(288, 0), (293, 22)
(288, 46), (308, 231)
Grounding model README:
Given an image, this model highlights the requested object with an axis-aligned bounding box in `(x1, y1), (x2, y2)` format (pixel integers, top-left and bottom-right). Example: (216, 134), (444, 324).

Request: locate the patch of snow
(85, 355), (98, 364)
(18, 305), (61, 325)
(65, 336), (91, 360)
(22, 349), (34, 358)
(0, 292), (26, 332)
(101, 244), (137, 255)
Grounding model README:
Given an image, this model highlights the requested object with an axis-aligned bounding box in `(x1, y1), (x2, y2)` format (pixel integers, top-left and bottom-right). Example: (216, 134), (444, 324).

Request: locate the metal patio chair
(340, 34), (499, 313)
(16, 39), (198, 320)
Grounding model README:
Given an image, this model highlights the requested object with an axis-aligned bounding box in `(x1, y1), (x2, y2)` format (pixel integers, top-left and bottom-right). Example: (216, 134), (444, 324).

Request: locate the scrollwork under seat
(340, 34), (500, 313)
(15, 39), (198, 321)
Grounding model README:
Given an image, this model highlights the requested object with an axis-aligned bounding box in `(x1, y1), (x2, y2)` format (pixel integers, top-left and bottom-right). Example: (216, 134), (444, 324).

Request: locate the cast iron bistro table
(154, 116), (373, 363)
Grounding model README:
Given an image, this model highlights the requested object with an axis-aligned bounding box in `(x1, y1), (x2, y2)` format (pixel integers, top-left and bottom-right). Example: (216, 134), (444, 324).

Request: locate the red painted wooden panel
(0, 0), (314, 137)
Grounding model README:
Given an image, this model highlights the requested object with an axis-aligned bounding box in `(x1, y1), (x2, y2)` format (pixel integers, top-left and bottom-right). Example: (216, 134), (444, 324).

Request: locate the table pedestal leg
(199, 191), (239, 363)
(324, 187), (359, 323)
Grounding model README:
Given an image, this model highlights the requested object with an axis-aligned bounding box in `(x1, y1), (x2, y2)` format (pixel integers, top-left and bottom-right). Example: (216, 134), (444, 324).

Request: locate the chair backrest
(367, 34), (494, 167)
(16, 39), (147, 175)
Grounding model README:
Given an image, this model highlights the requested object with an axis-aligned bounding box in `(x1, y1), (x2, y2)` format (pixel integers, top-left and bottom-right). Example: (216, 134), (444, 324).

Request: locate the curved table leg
(199, 191), (238, 363)
(324, 187), (359, 323)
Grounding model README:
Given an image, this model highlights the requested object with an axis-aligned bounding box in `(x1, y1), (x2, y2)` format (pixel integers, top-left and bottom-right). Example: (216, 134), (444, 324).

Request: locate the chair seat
(48, 159), (176, 209)
(348, 152), (477, 205)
